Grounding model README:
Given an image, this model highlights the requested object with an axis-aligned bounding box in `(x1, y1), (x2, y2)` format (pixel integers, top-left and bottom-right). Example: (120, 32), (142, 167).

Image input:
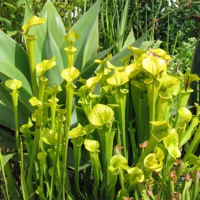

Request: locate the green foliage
(130, 0), (200, 53)
(169, 34), (197, 73)
(0, 0), (24, 44)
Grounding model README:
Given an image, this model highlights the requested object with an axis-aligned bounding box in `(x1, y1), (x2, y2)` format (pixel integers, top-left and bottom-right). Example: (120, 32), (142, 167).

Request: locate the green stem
(26, 35), (38, 97)
(4, 162), (21, 200)
(98, 125), (114, 197)
(177, 126), (186, 144)
(133, 186), (139, 200)
(169, 180), (174, 195)
(39, 161), (44, 192)
(156, 93), (171, 121)
(166, 14), (170, 52)
(161, 155), (176, 186)
(73, 140), (86, 199)
(11, 91), (20, 158)
(20, 139), (29, 199)
(145, 4), (147, 40)
(174, 87), (193, 129)
(0, 149), (10, 200)
(38, 77), (46, 102)
(50, 137), (61, 200)
(50, 98), (57, 131)
(171, 31), (179, 56)
(119, 170), (125, 189)
(62, 84), (74, 199)
(191, 171), (200, 200)
(131, 84), (149, 145)
(115, 89), (128, 158)
(106, 172), (117, 200)
(84, 0), (86, 14)
(66, 50), (75, 68)
(151, 0), (162, 41)
(181, 179), (192, 200)
(52, 113), (63, 200)
(179, 116), (198, 147)
(128, 122), (138, 163)
(27, 108), (43, 195)
(138, 183), (151, 199)
(183, 124), (200, 162)
(137, 135), (158, 167)
(90, 152), (100, 199)
(146, 78), (160, 130)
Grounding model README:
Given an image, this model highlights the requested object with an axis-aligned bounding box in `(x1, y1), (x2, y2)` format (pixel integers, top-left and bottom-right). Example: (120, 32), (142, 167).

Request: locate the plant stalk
(26, 35), (38, 97)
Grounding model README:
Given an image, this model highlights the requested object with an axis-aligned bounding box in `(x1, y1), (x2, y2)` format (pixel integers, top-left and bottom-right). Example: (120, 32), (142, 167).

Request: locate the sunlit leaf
(86, 75), (102, 89)
(88, 104), (114, 127)
(144, 147), (165, 172)
(0, 31), (31, 83)
(42, 128), (58, 145)
(61, 67), (80, 83)
(0, 153), (15, 171)
(40, 0), (66, 48)
(84, 139), (100, 153)
(29, 97), (42, 107)
(69, 123), (84, 138)
(150, 121), (171, 141)
(63, 30), (80, 50)
(142, 55), (167, 76)
(5, 79), (22, 91)
(108, 154), (129, 175)
(127, 167), (144, 185)
(163, 129), (181, 158)
(37, 151), (47, 161)
(36, 57), (56, 77)
(178, 107), (192, 123)
(107, 69), (129, 86)
(42, 29), (64, 85)
(22, 16), (45, 35)
(188, 154), (200, 171)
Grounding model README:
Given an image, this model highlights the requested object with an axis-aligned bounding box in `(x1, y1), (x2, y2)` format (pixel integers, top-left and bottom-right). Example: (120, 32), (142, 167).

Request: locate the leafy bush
(169, 34), (197, 73)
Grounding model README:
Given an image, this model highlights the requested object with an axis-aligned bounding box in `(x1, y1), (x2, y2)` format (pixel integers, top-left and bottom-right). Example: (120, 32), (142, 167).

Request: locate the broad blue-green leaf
(79, 44), (116, 79)
(0, 84), (33, 127)
(0, 124), (16, 149)
(67, 146), (91, 170)
(0, 101), (15, 129)
(1, 76), (33, 115)
(140, 41), (155, 50)
(0, 61), (32, 94)
(0, 129), (15, 151)
(110, 32), (149, 66)
(152, 40), (163, 49)
(121, 29), (135, 50)
(0, 153), (15, 170)
(77, 16), (98, 70)
(42, 28), (64, 85)
(40, 0), (66, 49)
(0, 31), (31, 83)
(72, 0), (100, 70)
(24, 1), (46, 65)
(60, 0), (101, 71)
